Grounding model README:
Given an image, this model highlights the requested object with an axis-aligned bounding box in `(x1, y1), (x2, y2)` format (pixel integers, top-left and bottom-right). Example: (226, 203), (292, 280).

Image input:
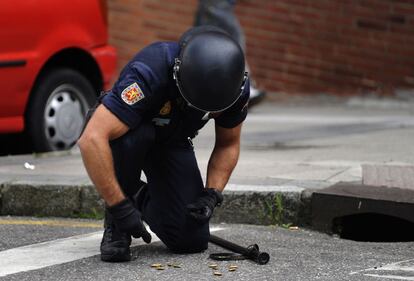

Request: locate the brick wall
(108, 0), (414, 96)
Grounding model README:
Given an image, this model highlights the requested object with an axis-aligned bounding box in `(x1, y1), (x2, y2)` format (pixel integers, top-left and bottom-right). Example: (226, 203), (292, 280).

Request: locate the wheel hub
(44, 84), (89, 150)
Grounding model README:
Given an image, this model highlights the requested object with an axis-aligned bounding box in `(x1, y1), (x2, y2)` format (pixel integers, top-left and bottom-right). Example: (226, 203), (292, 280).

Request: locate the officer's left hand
(186, 188), (223, 223)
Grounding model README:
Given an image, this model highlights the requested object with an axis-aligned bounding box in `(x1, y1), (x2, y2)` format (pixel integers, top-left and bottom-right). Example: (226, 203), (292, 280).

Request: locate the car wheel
(26, 68), (97, 152)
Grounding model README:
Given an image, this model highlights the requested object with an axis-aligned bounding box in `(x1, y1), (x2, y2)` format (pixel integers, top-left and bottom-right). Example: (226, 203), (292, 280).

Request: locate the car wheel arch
(24, 47), (102, 122)
(33, 47), (103, 94)
(24, 48), (102, 151)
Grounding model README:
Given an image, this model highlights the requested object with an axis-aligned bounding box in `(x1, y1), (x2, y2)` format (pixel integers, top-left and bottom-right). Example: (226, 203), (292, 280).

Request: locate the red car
(0, 0), (116, 151)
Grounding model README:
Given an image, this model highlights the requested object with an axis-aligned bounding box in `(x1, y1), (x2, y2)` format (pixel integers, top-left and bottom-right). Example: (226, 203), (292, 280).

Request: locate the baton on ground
(209, 234), (270, 265)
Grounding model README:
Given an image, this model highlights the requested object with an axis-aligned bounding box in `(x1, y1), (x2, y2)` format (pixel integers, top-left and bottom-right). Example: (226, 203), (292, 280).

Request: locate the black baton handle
(209, 234), (270, 265)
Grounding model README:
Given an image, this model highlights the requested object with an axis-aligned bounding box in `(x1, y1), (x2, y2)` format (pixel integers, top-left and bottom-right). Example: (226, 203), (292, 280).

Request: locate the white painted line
(350, 259), (414, 280)
(378, 260), (414, 272)
(0, 231), (104, 277)
(0, 226), (224, 277)
(363, 274), (414, 280)
(350, 259), (414, 275)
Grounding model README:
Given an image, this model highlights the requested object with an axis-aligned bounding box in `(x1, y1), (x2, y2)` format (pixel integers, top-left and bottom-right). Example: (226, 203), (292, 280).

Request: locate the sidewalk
(1, 98), (414, 229)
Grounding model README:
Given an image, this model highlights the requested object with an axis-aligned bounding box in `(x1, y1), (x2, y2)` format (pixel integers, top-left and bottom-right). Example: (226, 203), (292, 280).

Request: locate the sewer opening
(332, 213), (414, 242)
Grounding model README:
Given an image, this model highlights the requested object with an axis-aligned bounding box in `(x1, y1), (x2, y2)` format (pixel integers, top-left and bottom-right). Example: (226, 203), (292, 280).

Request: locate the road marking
(363, 274), (414, 280)
(0, 219), (101, 228)
(0, 231), (104, 277)
(350, 259), (414, 280)
(0, 226), (224, 278)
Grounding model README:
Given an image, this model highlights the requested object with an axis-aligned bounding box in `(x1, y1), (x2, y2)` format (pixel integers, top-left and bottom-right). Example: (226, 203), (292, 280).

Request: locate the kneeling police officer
(78, 26), (250, 262)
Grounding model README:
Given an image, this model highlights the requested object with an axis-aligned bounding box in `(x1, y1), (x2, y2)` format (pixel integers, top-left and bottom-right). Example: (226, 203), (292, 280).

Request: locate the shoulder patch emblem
(121, 83), (145, 105)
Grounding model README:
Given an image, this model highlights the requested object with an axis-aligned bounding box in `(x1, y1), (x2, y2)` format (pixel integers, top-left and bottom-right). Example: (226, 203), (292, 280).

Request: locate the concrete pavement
(0, 98), (414, 229)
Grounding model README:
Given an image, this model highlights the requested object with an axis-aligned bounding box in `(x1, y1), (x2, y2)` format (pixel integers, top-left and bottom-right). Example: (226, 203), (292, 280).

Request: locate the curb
(0, 182), (324, 226)
(0, 182), (103, 219)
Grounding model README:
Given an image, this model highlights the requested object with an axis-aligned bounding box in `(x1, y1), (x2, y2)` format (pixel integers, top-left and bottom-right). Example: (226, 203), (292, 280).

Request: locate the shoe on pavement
(249, 86), (266, 107)
(100, 210), (132, 262)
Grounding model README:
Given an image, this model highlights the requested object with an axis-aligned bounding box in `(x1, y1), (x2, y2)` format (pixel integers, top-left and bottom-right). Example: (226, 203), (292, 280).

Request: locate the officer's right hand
(186, 188), (223, 223)
(107, 198), (152, 243)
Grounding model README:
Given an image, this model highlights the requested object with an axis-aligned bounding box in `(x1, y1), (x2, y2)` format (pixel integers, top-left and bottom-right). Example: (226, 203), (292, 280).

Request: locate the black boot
(100, 209), (132, 262)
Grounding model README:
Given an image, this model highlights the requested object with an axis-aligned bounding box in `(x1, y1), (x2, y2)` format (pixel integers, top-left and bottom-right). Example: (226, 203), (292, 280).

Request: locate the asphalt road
(0, 216), (413, 281)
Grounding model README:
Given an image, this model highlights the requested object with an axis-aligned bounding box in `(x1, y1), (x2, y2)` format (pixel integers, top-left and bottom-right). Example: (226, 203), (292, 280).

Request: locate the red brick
(108, 0), (414, 96)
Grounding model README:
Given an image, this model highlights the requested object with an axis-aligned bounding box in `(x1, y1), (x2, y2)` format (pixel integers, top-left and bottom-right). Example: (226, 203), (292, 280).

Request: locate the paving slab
(363, 164), (414, 190)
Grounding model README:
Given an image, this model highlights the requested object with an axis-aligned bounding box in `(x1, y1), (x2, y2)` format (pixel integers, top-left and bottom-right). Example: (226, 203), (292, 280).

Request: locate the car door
(0, 1), (38, 131)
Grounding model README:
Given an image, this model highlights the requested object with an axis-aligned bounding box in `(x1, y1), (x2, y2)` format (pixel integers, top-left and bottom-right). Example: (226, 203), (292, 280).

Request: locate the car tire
(26, 68), (97, 152)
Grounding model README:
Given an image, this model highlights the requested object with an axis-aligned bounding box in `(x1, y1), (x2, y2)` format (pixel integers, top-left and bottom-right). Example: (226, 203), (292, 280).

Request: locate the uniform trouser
(194, 0), (257, 87)
(109, 121), (209, 253)
(194, 0), (246, 51)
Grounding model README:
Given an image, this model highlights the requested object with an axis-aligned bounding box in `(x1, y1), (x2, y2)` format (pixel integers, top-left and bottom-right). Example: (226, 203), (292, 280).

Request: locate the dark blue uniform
(101, 42), (249, 253)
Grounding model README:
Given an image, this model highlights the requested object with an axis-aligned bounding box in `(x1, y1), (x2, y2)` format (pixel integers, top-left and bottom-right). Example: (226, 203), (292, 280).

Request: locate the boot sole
(101, 249), (131, 262)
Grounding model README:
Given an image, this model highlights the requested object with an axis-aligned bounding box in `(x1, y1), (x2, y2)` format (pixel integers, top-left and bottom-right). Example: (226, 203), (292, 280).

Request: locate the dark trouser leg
(142, 142), (209, 253)
(100, 122), (155, 262)
(194, 0), (246, 50)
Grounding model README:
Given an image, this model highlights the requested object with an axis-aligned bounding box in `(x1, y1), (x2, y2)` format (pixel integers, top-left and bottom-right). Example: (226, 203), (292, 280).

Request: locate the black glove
(107, 198), (151, 243)
(186, 188), (223, 223)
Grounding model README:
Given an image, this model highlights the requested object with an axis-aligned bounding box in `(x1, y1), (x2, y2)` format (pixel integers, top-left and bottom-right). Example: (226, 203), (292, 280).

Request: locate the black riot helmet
(173, 26), (247, 113)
